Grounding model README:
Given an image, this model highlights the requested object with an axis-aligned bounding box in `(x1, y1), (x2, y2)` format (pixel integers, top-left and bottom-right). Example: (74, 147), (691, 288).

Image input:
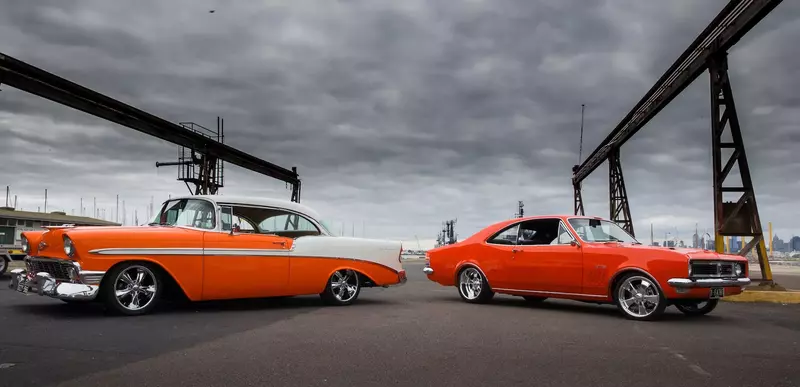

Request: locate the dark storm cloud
(0, 0), (798, 246)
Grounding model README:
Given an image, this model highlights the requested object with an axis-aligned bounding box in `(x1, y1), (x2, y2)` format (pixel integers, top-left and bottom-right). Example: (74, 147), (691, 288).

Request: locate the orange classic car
(9, 195), (407, 315)
(423, 215), (750, 320)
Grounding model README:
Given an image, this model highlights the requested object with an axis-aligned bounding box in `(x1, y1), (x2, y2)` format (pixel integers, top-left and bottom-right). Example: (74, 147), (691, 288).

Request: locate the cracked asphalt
(1, 261), (799, 387)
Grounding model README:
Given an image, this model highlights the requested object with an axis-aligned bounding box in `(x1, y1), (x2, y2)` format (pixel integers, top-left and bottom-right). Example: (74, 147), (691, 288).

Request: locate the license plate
(710, 287), (724, 299)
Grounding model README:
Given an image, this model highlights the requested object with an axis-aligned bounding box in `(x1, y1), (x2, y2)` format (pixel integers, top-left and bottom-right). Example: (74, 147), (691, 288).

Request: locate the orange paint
(426, 215), (747, 303)
(21, 225), (404, 302)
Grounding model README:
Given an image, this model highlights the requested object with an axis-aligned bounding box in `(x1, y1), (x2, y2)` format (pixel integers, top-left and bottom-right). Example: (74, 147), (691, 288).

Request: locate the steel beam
(572, 0), (783, 186)
(709, 53), (772, 282)
(572, 166), (585, 216)
(608, 148), (634, 236)
(0, 52), (301, 192)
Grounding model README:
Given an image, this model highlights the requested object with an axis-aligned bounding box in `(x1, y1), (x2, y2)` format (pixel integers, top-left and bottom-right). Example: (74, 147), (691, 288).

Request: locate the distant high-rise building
(692, 233), (699, 248)
(790, 236), (800, 252)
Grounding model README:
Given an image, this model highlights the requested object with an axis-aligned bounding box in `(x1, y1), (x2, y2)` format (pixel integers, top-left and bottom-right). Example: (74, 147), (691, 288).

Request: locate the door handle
(511, 248), (520, 253)
(272, 241), (286, 246)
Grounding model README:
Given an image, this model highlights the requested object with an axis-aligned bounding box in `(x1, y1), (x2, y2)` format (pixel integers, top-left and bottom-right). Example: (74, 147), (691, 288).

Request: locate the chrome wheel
(113, 265), (158, 311)
(458, 267), (483, 300)
(331, 269), (359, 303)
(0, 258), (7, 275)
(617, 275), (661, 319)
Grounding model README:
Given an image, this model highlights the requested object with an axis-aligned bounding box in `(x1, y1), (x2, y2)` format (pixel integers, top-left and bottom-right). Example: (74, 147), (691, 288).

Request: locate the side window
(518, 219), (561, 245)
(551, 222), (575, 245)
(259, 212), (320, 234)
(488, 224), (519, 245)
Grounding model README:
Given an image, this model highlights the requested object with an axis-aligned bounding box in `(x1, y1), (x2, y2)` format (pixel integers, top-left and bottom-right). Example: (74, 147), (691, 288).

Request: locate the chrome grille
(27, 258), (73, 281)
(690, 260), (738, 278)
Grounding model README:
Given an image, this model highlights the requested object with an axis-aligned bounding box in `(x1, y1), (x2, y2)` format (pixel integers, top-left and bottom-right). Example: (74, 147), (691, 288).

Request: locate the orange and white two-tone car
(9, 195), (407, 315)
(423, 215), (751, 321)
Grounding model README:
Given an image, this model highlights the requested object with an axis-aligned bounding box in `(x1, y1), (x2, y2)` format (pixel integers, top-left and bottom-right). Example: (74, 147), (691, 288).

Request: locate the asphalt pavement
(1, 261), (799, 387)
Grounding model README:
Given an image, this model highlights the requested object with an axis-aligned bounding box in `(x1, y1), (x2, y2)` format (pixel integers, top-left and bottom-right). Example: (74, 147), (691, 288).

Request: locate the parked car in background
(9, 195), (406, 315)
(423, 215), (750, 321)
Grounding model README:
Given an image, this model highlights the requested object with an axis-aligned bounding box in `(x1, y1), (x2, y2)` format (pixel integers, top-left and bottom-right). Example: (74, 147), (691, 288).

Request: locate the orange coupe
(423, 215), (750, 320)
(9, 195), (407, 315)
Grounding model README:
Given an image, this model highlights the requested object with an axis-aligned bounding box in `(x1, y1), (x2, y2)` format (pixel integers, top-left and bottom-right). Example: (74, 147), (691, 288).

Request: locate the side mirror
(570, 240), (579, 247)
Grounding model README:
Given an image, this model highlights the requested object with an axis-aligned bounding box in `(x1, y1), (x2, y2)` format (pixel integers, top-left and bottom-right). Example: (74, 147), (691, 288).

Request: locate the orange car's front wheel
(614, 273), (667, 321)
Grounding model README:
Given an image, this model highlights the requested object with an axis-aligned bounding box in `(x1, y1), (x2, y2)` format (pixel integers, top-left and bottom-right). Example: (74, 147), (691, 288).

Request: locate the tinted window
(518, 218), (561, 245)
(488, 224), (519, 245)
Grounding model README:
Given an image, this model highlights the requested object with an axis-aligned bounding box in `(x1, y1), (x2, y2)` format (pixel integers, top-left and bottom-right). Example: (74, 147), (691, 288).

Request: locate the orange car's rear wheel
(614, 273), (666, 321)
(457, 266), (494, 304)
(320, 269), (361, 306)
(103, 262), (163, 316)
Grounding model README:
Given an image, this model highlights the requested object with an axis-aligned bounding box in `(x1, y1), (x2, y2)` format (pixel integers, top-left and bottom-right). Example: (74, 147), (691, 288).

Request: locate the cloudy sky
(0, 0), (798, 249)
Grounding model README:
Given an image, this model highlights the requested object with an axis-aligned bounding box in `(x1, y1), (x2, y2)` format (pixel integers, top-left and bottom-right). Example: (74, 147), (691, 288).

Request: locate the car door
(503, 219), (583, 294)
(481, 223), (521, 289)
(201, 208), (292, 300)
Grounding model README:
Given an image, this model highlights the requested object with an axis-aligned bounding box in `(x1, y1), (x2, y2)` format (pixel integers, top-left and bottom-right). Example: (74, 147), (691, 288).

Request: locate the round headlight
(735, 263), (743, 276)
(21, 235), (29, 254)
(63, 236), (74, 257)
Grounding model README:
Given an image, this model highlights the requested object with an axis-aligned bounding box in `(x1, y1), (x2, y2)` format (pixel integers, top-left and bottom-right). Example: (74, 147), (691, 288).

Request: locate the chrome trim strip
(204, 248), (288, 257)
(494, 287), (607, 298)
(89, 248), (203, 255)
(667, 277), (751, 288)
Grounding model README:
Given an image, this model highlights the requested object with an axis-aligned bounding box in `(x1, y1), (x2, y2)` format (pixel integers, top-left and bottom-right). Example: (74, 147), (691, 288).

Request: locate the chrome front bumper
(8, 265), (105, 301)
(668, 277), (751, 289)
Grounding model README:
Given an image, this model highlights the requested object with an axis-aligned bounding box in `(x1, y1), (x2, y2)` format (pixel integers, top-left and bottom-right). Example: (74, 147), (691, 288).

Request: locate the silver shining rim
(459, 267), (483, 300)
(0, 258), (7, 272)
(114, 265), (157, 311)
(331, 269), (359, 302)
(617, 275), (660, 318)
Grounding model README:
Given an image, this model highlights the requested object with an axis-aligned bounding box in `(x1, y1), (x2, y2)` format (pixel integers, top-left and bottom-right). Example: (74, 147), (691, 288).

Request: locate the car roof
(171, 195), (323, 220)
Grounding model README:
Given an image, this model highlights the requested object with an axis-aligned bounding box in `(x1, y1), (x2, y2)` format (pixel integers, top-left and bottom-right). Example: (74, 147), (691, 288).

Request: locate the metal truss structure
(570, 0), (782, 282)
(0, 53), (301, 202)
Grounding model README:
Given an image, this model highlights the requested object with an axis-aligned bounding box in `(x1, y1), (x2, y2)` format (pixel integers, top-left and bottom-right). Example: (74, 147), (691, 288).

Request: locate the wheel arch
(454, 262), (491, 289)
(608, 267), (665, 300)
(99, 259), (190, 301)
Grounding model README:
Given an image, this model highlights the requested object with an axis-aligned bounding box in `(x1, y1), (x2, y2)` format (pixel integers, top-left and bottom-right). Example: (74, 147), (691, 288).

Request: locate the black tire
(523, 296), (547, 303)
(613, 272), (667, 321)
(675, 299), (719, 316)
(456, 266), (494, 304)
(0, 257), (8, 276)
(102, 262), (164, 316)
(320, 269), (361, 306)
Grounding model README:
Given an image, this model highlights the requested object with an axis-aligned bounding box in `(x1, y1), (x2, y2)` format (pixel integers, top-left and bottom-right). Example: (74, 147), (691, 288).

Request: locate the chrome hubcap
(331, 269), (358, 302)
(459, 268), (483, 300)
(618, 276), (660, 317)
(114, 266), (157, 311)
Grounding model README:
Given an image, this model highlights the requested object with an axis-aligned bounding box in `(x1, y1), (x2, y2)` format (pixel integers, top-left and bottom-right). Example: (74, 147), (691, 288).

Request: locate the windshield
(567, 218), (639, 244)
(151, 199), (216, 230)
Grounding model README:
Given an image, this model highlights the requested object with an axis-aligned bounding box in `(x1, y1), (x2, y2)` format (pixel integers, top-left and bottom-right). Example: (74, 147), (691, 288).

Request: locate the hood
(598, 243), (746, 262)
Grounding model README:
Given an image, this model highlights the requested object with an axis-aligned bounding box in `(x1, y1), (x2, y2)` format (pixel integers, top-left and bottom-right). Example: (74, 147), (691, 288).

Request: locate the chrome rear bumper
(422, 267), (434, 275)
(667, 277), (751, 288)
(8, 267), (104, 301)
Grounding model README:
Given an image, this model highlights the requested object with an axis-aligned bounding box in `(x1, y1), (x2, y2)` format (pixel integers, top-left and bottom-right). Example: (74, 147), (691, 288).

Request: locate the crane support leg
(709, 53), (772, 283)
(608, 147), (634, 236)
(573, 183), (585, 216)
(572, 165), (585, 216)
